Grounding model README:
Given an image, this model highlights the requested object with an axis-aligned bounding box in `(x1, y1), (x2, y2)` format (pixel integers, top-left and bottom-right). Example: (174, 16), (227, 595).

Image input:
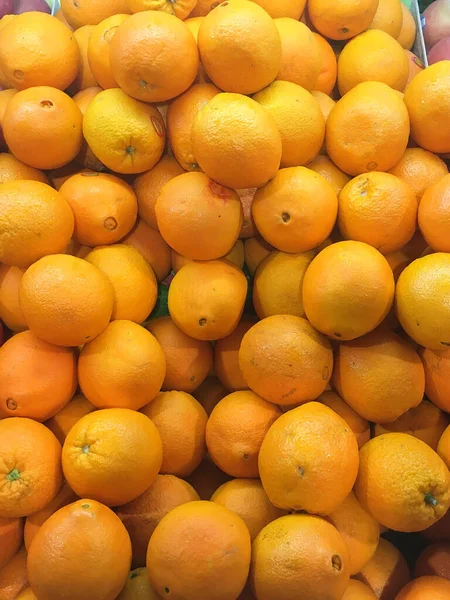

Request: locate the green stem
(6, 468), (20, 482)
(425, 492), (439, 507)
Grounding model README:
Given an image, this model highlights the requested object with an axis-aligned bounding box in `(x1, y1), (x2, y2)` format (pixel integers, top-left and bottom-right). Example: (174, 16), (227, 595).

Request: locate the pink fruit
(424, 0), (450, 50)
(428, 37), (450, 63)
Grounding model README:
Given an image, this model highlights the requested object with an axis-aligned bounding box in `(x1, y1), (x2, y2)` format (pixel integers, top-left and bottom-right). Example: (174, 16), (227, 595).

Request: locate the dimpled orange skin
(388, 148), (448, 203)
(308, 0), (380, 40)
(418, 174), (450, 253)
(355, 433), (450, 533)
(326, 81), (410, 176)
(395, 253), (450, 350)
(420, 348), (450, 413)
(395, 576), (450, 599)
(250, 514), (350, 600)
(303, 241), (395, 341)
(318, 391), (370, 449)
(147, 501), (251, 600)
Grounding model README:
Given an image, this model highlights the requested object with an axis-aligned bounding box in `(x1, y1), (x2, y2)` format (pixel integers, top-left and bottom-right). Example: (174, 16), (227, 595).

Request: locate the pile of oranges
(1, 0), (450, 598)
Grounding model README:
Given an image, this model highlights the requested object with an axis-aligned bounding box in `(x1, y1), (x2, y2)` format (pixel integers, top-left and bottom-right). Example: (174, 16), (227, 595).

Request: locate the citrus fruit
(193, 376), (228, 417)
(307, 155), (351, 196)
(247, 0), (306, 18)
(117, 567), (161, 600)
(420, 348), (450, 413)
(127, 0), (197, 19)
(395, 576), (450, 600)
(342, 580), (378, 600)
(368, 0), (403, 38)
(418, 173), (450, 253)
(313, 33), (338, 95)
(318, 390), (371, 448)
(187, 458), (232, 501)
(308, 0), (380, 40)
(122, 220), (172, 281)
(0, 517), (23, 571)
(87, 14), (130, 89)
(397, 4), (416, 49)
(389, 147), (448, 202)
(0, 547), (28, 600)
(45, 394), (95, 445)
(415, 543), (450, 579)
(68, 25), (97, 95)
(213, 317), (257, 391)
(60, 0), (131, 29)
(0, 153), (48, 185)
(244, 236), (273, 276)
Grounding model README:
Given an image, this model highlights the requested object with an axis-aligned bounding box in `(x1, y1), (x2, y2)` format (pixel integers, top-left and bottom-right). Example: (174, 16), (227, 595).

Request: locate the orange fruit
(87, 14), (130, 89)
(68, 25), (97, 95)
(397, 4), (416, 49)
(389, 148), (448, 202)
(308, 0), (380, 40)
(134, 155), (185, 230)
(206, 390), (282, 478)
(419, 174), (450, 253)
(198, 0), (281, 95)
(355, 433), (450, 532)
(117, 474), (199, 569)
(179, 16), (210, 84)
(253, 81), (325, 168)
(342, 580), (378, 600)
(187, 457), (232, 500)
(110, 12), (198, 102)
(47, 162), (88, 191)
(117, 568), (160, 600)
(247, 0), (307, 18)
(244, 237), (273, 276)
(415, 543), (450, 579)
(0, 547), (28, 600)
(0, 153), (48, 185)
(0, 518), (23, 572)
(155, 172), (243, 260)
(259, 402), (359, 514)
(192, 92), (282, 189)
(326, 82), (410, 176)
(0, 418), (62, 518)
(395, 253), (450, 350)
(193, 376), (228, 417)
(27, 499), (131, 600)
(0, 181), (74, 269)
(83, 88), (165, 175)
(189, 0), (221, 16)
(395, 576), (450, 600)
(250, 514), (350, 600)
(78, 320), (165, 411)
(0, 12), (79, 90)
(60, 0), (131, 29)
(122, 220), (171, 282)
(404, 61), (450, 155)
(239, 315), (333, 406)
(213, 317), (257, 392)
(237, 187), (257, 239)
(19, 254), (114, 347)
(303, 241), (395, 341)
(405, 49), (425, 86)
(0, 330), (77, 422)
(168, 260), (248, 341)
(54, 7), (73, 29)
(225, 240), (245, 269)
(420, 348), (450, 413)
(337, 29), (409, 96)
(368, 0), (403, 38)
(318, 390), (370, 449)
(252, 167), (338, 253)
(308, 155), (351, 196)
(438, 425), (450, 468)
(313, 33), (338, 95)
(0, 89), (16, 150)
(62, 408), (162, 506)
(274, 18), (321, 91)
(385, 249), (412, 282)
(127, 0), (197, 19)
(0, 266), (27, 333)
(141, 391), (208, 477)
(212, 479), (286, 541)
(147, 500), (251, 600)
(45, 394), (96, 445)
(3, 86), (83, 171)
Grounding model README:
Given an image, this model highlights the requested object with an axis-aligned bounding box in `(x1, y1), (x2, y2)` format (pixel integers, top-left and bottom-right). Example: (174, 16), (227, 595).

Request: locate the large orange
(313, 33), (338, 95)
(250, 514), (350, 600)
(368, 0), (403, 38)
(117, 474), (199, 569)
(0, 12), (79, 90)
(68, 25), (97, 95)
(60, 0), (131, 28)
(147, 501), (251, 600)
(415, 543), (450, 579)
(326, 81), (410, 176)
(78, 320), (165, 411)
(110, 12), (198, 102)
(206, 391), (282, 478)
(45, 394), (96, 445)
(155, 172), (243, 260)
(0, 418), (62, 518)
(3, 86), (83, 170)
(87, 14), (130, 89)
(308, 0), (380, 40)
(122, 219), (172, 282)
(0, 518), (23, 571)
(27, 500), (131, 600)
(420, 348), (450, 413)
(0, 547), (28, 600)
(397, 4), (416, 49)
(213, 317), (257, 392)
(418, 174), (450, 253)
(19, 254), (114, 347)
(244, 237), (273, 276)
(0, 153), (48, 185)
(389, 147), (448, 202)
(307, 155), (351, 197)
(191, 92), (282, 189)
(342, 580), (378, 600)
(318, 390), (370, 449)
(395, 576), (450, 599)
(62, 408), (162, 506)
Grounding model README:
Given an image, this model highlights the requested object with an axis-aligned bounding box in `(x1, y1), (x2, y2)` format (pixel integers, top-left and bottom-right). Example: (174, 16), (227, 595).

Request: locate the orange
(313, 33), (338, 95)
(187, 458), (232, 500)
(225, 240), (245, 269)
(274, 18), (321, 91)
(0, 89), (16, 150)
(397, 4), (416, 49)
(405, 49), (425, 86)
(168, 260), (248, 341)
(355, 433), (450, 532)
(141, 391), (208, 478)
(259, 402), (359, 514)
(253, 250), (315, 319)
(342, 580), (378, 600)
(252, 167), (338, 253)
(127, 0), (197, 19)
(190, 0), (221, 16)
(68, 25), (97, 95)
(237, 188), (257, 239)
(60, 0), (131, 29)
(45, 394), (96, 445)
(85, 245), (157, 323)
(303, 241), (395, 341)
(192, 92), (282, 189)
(62, 408), (162, 506)
(117, 474), (199, 569)
(239, 315), (333, 406)
(308, 155), (351, 196)
(420, 348), (450, 413)
(212, 479), (286, 541)
(395, 253), (450, 350)
(389, 148), (448, 202)
(0, 153), (48, 185)
(0, 181), (74, 269)
(0, 266), (27, 333)
(438, 425), (450, 468)
(147, 500), (251, 600)
(110, 12), (198, 102)
(368, 0), (403, 38)
(0, 12), (79, 90)
(0, 418), (62, 518)
(87, 14), (130, 89)
(47, 162), (88, 191)
(254, 81), (325, 168)
(198, 0), (281, 95)
(117, 568), (160, 600)
(134, 155), (185, 230)
(337, 29), (409, 96)
(213, 317), (257, 392)
(250, 514), (350, 600)
(54, 8), (73, 29)
(27, 500), (131, 600)
(0, 518), (23, 571)
(326, 81), (410, 176)
(318, 390), (370, 449)
(167, 83), (219, 171)
(193, 376), (228, 416)
(395, 576), (450, 599)
(308, 0), (380, 40)
(244, 237), (273, 276)
(20, 254), (114, 347)
(78, 320), (165, 411)
(415, 543), (450, 579)
(0, 547), (28, 600)
(122, 220), (171, 282)
(83, 88), (165, 174)
(404, 61), (450, 155)
(206, 390), (282, 478)
(247, 0), (306, 18)
(419, 174), (450, 253)
(155, 172), (243, 260)
(3, 86), (83, 170)
(184, 16), (209, 84)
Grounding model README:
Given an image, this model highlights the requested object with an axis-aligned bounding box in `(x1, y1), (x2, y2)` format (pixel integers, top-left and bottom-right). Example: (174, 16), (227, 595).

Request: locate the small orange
(0, 265), (26, 333)
(0, 518), (23, 571)
(60, 0), (131, 29)
(127, 0), (197, 19)
(0, 89), (16, 150)
(213, 317), (257, 392)
(318, 390), (370, 449)
(87, 14), (130, 89)
(0, 153), (48, 185)
(418, 174), (450, 253)
(313, 33), (338, 95)
(395, 576), (450, 599)
(307, 155), (351, 196)
(116, 568), (160, 600)
(45, 394), (96, 445)
(308, 0), (380, 40)
(244, 237), (273, 276)
(187, 458), (232, 500)
(389, 147), (448, 202)
(0, 547), (28, 600)
(193, 376), (228, 416)
(397, 4), (416, 49)
(368, 0), (403, 38)
(122, 220), (171, 282)
(420, 348), (450, 413)
(342, 580), (378, 600)
(68, 25), (97, 95)
(415, 543), (450, 579)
